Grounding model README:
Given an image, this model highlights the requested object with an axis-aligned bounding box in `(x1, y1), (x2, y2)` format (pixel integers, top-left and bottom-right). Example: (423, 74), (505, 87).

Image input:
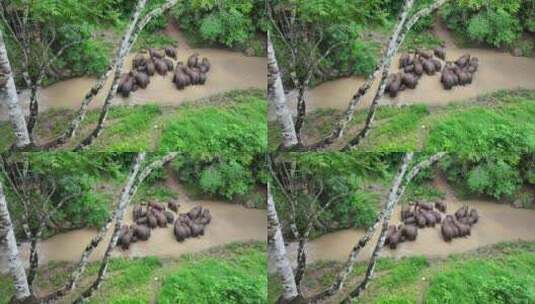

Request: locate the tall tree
(268, 32), (299, 149)
(267, 182), (299, 302)
(0, 29), (31, 149)
(0, 182), (31, 302)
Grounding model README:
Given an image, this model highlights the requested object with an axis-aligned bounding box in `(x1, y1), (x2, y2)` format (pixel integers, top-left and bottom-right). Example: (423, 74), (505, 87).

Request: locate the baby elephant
(165, 47), (177, 59)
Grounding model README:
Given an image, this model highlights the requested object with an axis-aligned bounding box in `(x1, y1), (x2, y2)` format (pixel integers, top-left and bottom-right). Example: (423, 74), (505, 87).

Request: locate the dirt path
(1, 23), (266, 121)
(275, 176), (535, 271)
(0, 176), (266, 273)
(270, 22), (535, 119)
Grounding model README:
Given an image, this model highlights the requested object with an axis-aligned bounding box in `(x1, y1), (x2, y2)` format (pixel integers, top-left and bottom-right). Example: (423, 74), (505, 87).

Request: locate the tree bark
(0, 182), (31, 301)
(268, 32), (299, 149)
(268, 183), (299, 302)
(0, 29), (31, 148)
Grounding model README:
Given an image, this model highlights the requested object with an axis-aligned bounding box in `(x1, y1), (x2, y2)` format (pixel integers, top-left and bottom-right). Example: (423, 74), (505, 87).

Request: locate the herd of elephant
(117, 46), (211, 97)
(116, 200), (212, 250)
(385, 47), (480, 97)
(385, 201), (480, 249)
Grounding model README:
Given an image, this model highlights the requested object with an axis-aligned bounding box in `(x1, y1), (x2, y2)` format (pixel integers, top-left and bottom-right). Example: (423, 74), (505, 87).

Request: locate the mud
(1, 24), (266, 121)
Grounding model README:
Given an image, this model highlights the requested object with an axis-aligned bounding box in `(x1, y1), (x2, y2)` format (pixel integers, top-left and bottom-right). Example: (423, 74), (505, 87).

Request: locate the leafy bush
(439, 0), (530, 48)
(172, 0), (266, 48)
(159, 96), (267, 200)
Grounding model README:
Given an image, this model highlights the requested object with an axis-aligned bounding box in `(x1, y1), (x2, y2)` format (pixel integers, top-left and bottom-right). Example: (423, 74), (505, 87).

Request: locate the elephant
(431, 210), (442, 223)
(149, 201), (165, 211)
(388, 229), (403, 249)
(386, 73), (402, 98)
(402, 73), (418, 89)
(133, 205), (143, 220)
(403, 216), (416, 225)
(417, 49), (432, 59)
(154, 59), (168, 76)
(118, 74), (134, 97)
(199, 72), (207, 85)
(431, 58), (442, 72)
(164, 210), (175, 224)
(434, 201), (446, 213)
(455, 206), (469, 220)
(147, 214), (158, 228)
(146, 62), (156, 76)
(469, 209), (479, 224)
(163, 58), (174, 72)
(187, 53), (200, 68)
(149, 48), (164, 60)
(136, 216), (148, 225)
(422, 211), (436, 227)
(415, 213), (427, 228)
(177, 213), (192, 225)
(168, 201), (179, 212)
(458, 71), (472, 86)
(174, 223), (190, 242)
(413, 60), (424, 76)
(190, 223), (205, 237)
(468, 57), (479, 73)
(188, 206), (203, 220)
(199, 57), (210, 73)
(417, 202), (433, 211)
(441, 70), (457, 90)
(456, 54), (470, 68)
(133, 71), (150, 89)
(198, 209), (212, 225)
(133, 54), (147, 69)
(433, 47), (446, 61)
(399, 53), (411, 68)
(134, 224), (151, 241)
(118, 226), (134, 249)
(184, 67), (201, 85)
(456, 221), (471, 237)
(173, 71), (190, 90)
(385, 225), (397, 246)
(423, 60), (436, 75)
(165, 47), (177, 59)
(441, 221), (454, 242)
(401, 205), (413, 220)
(402, 225), (418, 241)
(404, 64), (415, 73)
(155, 211), (167, 228)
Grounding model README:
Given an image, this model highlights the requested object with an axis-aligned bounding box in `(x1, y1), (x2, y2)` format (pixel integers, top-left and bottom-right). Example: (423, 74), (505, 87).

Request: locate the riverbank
(0, 89), (267, 151)
(269, 240), (535, 304)
(0, 241), (266, 304)
(269, 89), (535, 151)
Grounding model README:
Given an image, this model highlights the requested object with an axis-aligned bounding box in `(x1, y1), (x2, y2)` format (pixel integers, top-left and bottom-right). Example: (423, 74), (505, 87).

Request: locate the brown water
(1, 178), (266, 273)
(1, 24), (266, 120)
(279, 23), (535, 116)
(281, 176), (535, 268)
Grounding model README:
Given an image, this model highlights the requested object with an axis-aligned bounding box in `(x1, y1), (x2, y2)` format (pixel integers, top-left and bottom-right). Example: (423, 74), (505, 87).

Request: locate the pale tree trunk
(267, 33), (298, 149)
(0, 182), (31, 301)
(268, 183), (299, 302)
(0, 30), (31, 148)
(341, 152), (446, 302)
(72, 152), (177, 303)
(75, 0), (179, 150)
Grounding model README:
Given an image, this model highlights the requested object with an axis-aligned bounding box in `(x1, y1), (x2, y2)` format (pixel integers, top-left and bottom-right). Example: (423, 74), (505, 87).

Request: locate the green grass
(271, 89), (535, 152)
(0, 241), (266, 304)
(268, 241), (535, 304)
(0, 89), (266, 152)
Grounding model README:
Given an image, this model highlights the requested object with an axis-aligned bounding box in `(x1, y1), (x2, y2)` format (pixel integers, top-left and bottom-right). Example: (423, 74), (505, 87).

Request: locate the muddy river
(0, 177), (266, 273)
(275, 176), (535, 271)
(271, 22), (535, 119)
(0, 24), (266, 121)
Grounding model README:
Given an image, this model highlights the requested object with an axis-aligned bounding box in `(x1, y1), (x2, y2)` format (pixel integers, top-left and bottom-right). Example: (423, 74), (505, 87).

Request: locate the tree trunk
(268, 183), (299, 302)
(0, 29), (31, 148)
(0, 182), (31, 301)
(268, 33), (299, 149)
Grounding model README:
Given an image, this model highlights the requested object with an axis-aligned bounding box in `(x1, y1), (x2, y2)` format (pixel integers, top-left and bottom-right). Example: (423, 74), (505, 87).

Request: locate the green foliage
(160, 96), (267, 200)
(439, 0), (534, 48)
(172, 0), (265, 48)
(158, 247), (267, 304)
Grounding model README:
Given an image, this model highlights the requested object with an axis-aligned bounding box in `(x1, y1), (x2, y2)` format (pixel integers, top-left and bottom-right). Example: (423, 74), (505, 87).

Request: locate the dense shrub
(159, 95), (267, 200)
(439, 0), (535, 48)
(172, 0), (266, 48)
